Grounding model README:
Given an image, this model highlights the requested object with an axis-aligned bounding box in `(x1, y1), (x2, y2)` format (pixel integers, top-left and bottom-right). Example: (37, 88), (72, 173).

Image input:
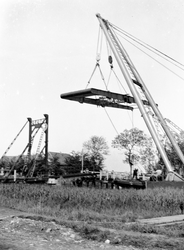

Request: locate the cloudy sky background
(0, 0), (184, 172)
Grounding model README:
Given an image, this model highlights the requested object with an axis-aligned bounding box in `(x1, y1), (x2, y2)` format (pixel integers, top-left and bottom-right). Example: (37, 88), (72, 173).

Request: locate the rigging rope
(104, 108), (119, 135)
(111, 22), (184, 71)
(106, 68), (112, 88)
(1, 120), (28, 160)
(86, 25), (109, 90)
(115, 31), (184, 81)
(106, 36), (111, 59)
(87, 24), (136, 136)
(104, 106), (135, 137)
(112, 68), (128, 94)
(86, 63), (108, 90)
(96, 26), (103, 61)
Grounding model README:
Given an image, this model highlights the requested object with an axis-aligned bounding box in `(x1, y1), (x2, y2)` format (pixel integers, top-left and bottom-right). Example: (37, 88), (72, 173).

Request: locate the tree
(160, 139), (184, 174)
(64, 150), (95, 173)
(138, 137), (157, 173)
(30, 154), (66, 177)
(83, 136), (109, 171)
(0, 157), (26, 176)
(155, 132), (184, 177)
(112, 128), (155, 176)
(64, 136), (109, 173)
(14, 157), (26, 175)
(64, 151), (84, 174)
(48, 155), (66, 176)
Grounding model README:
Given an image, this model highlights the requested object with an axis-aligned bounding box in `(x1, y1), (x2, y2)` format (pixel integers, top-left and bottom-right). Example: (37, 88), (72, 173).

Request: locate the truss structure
(1, 114), (49, 178)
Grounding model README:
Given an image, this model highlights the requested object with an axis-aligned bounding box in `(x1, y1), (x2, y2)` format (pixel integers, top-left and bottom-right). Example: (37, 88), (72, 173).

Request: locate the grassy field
(0, 183), (184, 249)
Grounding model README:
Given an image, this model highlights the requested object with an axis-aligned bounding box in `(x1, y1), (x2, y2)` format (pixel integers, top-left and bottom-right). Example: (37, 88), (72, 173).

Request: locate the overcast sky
(0, 0), (184, 173)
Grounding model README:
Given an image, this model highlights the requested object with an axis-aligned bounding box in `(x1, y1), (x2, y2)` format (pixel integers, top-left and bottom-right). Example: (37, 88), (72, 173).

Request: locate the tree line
(1, 128), (184, 177)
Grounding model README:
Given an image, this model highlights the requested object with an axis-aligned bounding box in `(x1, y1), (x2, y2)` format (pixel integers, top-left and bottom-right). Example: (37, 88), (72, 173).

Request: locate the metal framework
(1, 114), (49, 178)
(61, 88), (149, 111)
(27, 114), (49, 168)
(25, 114), (49, 176)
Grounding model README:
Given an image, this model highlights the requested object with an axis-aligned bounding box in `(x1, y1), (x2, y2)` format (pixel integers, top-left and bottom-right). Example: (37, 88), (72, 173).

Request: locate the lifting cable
(86, 25), (137, 139)
(112, 68), (129, 94)
(103, 25), (184, 158)
(106, 66), (112, 88)
(104, 108), (119, 135)
(103, 35), (136, 136)
(104, 39), (133, 140)
(86, 26), (108, 91)
(115, 32), (184, 81)
(106, 40), (114, 88)
(102, 41), (137, 145)
(109, 23), (184, 81)
(104, 102), (135, 136)
(104, 107), (136, 152)
(105, 37), (130, 94)
(111, 22), (184, 71)
(96, 25), (103, 61)
(86, 64), (108, 90)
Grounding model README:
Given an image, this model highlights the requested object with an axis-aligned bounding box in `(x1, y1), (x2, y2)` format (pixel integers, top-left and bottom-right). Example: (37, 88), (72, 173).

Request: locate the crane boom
(96, 14), (184, 178)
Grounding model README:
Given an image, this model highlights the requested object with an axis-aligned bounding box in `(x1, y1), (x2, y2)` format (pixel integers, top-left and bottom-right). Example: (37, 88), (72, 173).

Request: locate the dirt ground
(0, 207), (145, 250)
(2, 207), (182, 250)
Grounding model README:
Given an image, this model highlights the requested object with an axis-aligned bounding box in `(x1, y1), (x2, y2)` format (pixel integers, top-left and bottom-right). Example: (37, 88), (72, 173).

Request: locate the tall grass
(0, 184), (183, 224)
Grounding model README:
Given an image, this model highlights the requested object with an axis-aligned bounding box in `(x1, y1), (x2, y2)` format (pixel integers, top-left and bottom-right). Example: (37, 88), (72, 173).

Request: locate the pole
(44, 114), (49, 167)
(14, 170), (17, 182)
(27, 117), (32, 162)
(81, 149), (84, 173)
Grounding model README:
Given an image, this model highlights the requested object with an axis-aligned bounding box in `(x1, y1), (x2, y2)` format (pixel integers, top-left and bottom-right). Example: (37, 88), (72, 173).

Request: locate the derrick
(0, 114), (49, 183)
(60, 14), (184, 181)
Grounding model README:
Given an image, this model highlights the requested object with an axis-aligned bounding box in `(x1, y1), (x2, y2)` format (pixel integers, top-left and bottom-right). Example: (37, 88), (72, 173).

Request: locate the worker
(85, 168), (89, 173)
(133, 168), (138, 180)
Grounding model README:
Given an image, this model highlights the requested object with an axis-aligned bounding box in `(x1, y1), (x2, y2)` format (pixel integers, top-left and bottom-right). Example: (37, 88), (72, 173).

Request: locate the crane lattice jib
(22, 137), (34, 173)
(96, 14), (184, 172)
(28, 130), (44, 177)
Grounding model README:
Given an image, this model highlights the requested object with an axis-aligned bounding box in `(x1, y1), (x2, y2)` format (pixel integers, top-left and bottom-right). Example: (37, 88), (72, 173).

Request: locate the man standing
(133, 168), (138, 179)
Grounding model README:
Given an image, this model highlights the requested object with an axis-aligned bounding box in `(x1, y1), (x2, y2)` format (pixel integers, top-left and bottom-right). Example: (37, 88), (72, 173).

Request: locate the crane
(95, 14), (184, 181)
(61, 14), (184, 181)
(0, 114), (49, 183)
